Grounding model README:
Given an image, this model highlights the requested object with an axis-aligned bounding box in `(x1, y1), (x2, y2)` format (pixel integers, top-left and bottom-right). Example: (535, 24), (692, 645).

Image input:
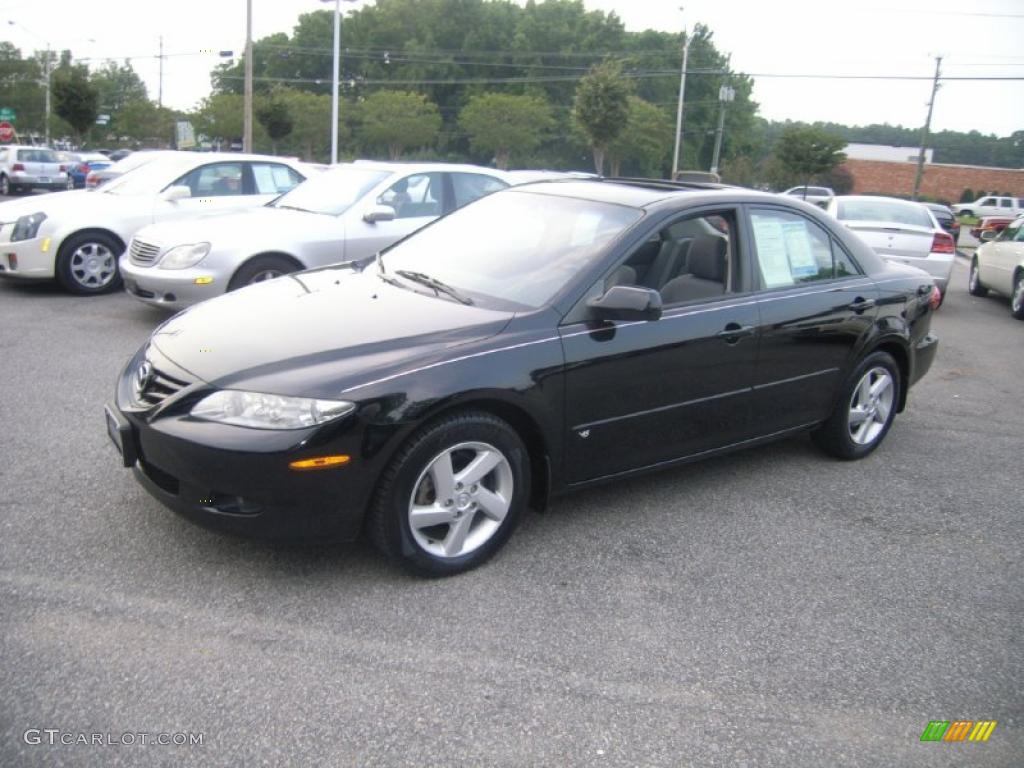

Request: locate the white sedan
(0, 152), (311, 294)
(825, 195), (955, 298)
(969, 215), (1024, 319)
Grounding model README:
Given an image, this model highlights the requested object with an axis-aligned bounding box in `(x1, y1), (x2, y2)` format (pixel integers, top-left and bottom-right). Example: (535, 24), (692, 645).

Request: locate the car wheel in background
(1011, 272), (1024, 320)
(0, 174), (12, 196)
(66, 176), (75, 191)
(812, 351), (901, 461)
(55, 231), (124, 295)
(959, 209), (973, 218)
(968, 258), (988, 297)
(367, 411), (530, 576)
(228, 255), (299, 291)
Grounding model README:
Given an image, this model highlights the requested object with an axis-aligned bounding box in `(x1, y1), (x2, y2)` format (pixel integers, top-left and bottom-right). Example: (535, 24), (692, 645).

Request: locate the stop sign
(0, 122), (14, 142)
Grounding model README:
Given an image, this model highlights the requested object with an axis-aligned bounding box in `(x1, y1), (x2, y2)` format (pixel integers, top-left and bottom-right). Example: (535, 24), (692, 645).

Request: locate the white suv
(953, 195), (1023, 219)
(783, 185), (835, 207)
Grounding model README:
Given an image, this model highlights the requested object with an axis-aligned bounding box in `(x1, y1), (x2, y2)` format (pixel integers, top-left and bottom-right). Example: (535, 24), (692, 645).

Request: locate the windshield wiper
(395, 270), (473, 305)
(274, 204), (321, 214)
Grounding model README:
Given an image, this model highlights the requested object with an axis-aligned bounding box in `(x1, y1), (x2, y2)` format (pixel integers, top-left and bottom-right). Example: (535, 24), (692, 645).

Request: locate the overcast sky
(1, 0), (1021, 138)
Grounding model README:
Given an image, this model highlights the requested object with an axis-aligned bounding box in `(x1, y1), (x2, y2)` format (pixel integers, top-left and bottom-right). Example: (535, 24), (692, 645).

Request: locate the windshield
(272, 166), (388, 215)
(836, 199), (933, 228)
(382, 190), (642, 309)
(102, 155), (195, 196)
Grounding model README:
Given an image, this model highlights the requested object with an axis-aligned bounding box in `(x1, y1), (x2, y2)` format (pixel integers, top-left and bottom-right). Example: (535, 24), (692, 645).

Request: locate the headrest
(687, 235), (727, 281)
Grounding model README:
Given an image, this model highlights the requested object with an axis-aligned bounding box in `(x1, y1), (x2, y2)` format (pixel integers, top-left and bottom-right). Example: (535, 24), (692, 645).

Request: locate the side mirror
(363, 204), (396, 224)
(586, 285), (663, 322)
(979, 229), (999, 242)
(161, 185), (191, 202)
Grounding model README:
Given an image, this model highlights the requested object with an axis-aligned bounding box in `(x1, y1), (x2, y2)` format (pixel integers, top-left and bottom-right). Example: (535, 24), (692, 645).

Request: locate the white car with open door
(0, 152), (311, 294)
(825, 195), (955, 300)
(120, 161), (510, 309)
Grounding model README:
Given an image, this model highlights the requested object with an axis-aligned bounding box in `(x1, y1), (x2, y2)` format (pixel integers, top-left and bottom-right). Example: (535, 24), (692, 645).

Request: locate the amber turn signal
(288, 455), (351, 471)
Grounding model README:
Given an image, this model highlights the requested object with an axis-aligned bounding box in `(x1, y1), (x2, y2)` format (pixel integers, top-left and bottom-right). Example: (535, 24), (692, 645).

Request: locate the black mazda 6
(106, 179), (939, 575)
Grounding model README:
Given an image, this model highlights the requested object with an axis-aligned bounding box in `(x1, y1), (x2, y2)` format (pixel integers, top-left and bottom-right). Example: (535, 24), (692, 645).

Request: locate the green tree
(275, 89), (336, 161)
(607, 96), (672, 177)
(356, 90), (440, 160)
(116, 100), (176, 146)
(959, 188), (974, 203)
(772, 126), (847, 197)
(458, 92), (554, 169)
(51, 63), (99, 143)
(192, 93), (249, 148)
(573, 60), (631, 174)
(256, 94), (294, 153)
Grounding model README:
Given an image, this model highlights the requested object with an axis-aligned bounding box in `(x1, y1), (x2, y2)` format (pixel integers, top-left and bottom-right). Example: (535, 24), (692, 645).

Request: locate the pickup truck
(953, 195), (1023, 219)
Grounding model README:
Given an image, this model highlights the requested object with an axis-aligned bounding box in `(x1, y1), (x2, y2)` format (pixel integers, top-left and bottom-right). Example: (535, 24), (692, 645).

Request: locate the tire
(228, 254), (299, 291)
(812, 351), (901, 461)
(968, 257), (988, 297)
(0, 174), (9, 196)
(367, 411), (530, 576)
(1011, 272), (1024, 321)
(959, 209), (973, 218)
(66, 176), (75, 191)
(55, 231), (124, 295)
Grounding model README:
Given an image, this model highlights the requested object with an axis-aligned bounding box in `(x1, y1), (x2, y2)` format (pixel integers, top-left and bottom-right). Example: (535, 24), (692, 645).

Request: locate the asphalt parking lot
(0, 257), (1021, 767)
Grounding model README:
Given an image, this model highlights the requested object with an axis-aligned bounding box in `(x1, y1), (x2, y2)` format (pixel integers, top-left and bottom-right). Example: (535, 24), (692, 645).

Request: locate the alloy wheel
(847, 366), (895, 446)
(248, 269), (283, 284)
(408, 441), (514, 559)
(69, 242), (116, 289)
(969, 263), (979, 292)
(1013, 277), (1024, 315)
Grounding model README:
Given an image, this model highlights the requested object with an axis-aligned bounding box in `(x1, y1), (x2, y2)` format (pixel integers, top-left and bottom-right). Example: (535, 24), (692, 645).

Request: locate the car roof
(350, 159), (509, 177)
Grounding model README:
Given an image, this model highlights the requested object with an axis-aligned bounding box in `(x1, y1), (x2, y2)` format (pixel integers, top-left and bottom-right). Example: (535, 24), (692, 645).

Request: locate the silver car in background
(85, 150), (178, 189)
(0, 145), (72, 195)
(121, 161), (510, 309)
(826, 195), (955, 298)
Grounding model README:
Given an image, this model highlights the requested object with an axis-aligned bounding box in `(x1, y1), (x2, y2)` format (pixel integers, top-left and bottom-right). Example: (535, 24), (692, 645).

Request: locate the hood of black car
(150, 265), (513, 398)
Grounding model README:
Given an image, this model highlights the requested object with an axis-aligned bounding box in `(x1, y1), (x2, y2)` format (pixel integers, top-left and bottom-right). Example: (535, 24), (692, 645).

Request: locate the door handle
(717, 323), (755, 343)
(847, 297), (876, 312)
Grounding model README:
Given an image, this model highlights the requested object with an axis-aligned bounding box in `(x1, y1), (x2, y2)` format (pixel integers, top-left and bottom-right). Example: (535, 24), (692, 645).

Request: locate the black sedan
(924, 202), (960, 241)
(106, 180), (940, 575)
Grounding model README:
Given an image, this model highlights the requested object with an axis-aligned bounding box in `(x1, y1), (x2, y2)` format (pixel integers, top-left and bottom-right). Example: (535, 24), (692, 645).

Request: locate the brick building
(842, 157), (1024, 204)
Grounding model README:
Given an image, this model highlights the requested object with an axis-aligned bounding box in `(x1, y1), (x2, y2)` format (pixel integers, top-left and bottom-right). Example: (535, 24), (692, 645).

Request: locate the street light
(709, 85), (735, 176)
(321, 0), (357, 165)
(671, 7), (689, 181)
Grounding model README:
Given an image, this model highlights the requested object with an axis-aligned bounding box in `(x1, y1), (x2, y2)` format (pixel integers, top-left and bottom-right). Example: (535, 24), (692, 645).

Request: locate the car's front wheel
(0, 174), (12, 196)
(55, 231), (124, 294)
(812, 351), (901, 460)
(368, 411), (530, 576)
(1011, 271), (1024, 320)
(968, 258), (988, 297)
(228, 255), (299, 291)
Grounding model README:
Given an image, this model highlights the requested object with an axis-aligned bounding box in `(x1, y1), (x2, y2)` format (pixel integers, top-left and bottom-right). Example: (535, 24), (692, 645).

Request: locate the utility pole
(243, 0), (253, 153)
(912, 55), (941, 201)
(671, 12), (689, 181)
(158, 36), (164, 108)
(330, 0), (341, 164)
(710, 85), (735, 176)
(43, 43), (51, 146)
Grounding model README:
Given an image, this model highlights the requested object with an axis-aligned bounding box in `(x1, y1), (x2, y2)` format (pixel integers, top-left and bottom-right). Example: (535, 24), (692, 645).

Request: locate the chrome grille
(134, 362), (189, 406)
(129, 238), (161, 266)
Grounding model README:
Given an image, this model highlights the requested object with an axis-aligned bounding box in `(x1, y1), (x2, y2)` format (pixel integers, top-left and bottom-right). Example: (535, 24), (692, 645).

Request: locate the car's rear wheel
(367, 411), (530, 576)
(0, 174), (13, 196)
(812, 351), (901, 460)
(55, 232), (123, 294)
(65, 176), (75, 191)
(228, 255), (298, 291)
(1011, 271), (1024, 320)
(959, 209), (973, 218)
(968, 258), (988, 297)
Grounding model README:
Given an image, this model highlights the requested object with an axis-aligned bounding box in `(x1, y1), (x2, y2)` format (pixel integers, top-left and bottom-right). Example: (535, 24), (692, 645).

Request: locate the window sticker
(751, 215), (795, 288)
(781, 220), (820, 278)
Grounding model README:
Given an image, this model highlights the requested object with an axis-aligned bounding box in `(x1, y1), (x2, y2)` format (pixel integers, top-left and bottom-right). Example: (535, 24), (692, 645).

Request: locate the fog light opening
(289, 455), (351, 471)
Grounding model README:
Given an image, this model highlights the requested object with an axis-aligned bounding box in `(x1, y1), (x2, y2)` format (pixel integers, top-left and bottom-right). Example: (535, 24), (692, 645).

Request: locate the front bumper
(0, 234), (57, 279)
(120, 256), (226, 309)
(106, 348), (381, 542)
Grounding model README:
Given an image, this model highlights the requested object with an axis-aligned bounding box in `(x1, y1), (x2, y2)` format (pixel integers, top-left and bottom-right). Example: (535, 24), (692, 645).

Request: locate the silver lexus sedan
(120, 162), (510, 309)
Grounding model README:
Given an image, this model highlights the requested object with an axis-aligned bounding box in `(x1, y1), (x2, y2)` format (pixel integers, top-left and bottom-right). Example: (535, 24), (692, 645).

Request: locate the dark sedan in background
(107, 180), (940, 575)
(924, 202), (960, 241)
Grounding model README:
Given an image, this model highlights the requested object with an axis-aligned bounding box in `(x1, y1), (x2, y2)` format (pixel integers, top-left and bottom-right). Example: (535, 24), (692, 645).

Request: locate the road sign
(0, 121), (15, 142)
(0, 108), (15, 121)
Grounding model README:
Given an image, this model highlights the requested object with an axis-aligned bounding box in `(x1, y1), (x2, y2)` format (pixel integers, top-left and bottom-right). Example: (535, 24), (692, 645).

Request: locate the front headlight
(190, 390), (356, 430)
(11, 212), (46, 242)
(158, 242), (210, 270)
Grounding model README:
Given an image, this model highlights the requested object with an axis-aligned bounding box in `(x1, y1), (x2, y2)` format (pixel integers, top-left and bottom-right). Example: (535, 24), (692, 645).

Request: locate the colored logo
(920, 720), (997, 742)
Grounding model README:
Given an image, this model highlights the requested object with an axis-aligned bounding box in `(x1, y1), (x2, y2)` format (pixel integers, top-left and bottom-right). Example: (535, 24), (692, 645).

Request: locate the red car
(970, 216), (1014, 240)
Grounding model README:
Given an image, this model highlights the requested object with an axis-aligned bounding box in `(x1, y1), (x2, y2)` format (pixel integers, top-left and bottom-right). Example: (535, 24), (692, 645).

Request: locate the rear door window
(750, 208), (858, 288)
(451, 173), (508, 209)
(250, 163), (303, 194)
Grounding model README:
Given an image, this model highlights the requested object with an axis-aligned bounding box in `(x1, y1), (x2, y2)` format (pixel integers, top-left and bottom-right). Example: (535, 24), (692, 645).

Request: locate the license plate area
(105, 404), (137, 468)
